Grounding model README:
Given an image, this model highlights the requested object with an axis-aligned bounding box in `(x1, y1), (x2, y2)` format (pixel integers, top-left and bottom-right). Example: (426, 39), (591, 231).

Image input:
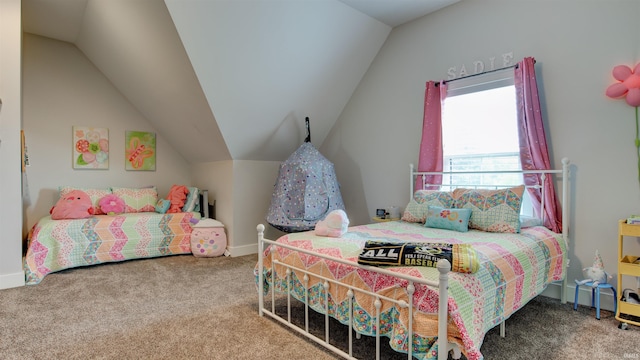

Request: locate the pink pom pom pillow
(98, 194), (126, 215)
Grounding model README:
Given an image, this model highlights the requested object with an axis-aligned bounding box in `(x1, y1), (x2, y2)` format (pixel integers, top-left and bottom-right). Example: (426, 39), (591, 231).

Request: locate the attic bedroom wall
(22, 33), (193, 231)
(321, 0), (640, 309)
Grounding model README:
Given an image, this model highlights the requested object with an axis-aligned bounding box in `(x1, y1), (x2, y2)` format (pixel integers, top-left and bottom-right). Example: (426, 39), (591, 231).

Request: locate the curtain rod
(434, 63), (520, 87)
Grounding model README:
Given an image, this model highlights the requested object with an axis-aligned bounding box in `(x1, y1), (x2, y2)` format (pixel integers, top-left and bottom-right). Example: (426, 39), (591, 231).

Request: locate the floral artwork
(125, 131), (156, 171)
(606, 63), (640, 182)
(73, 127), (109, 169)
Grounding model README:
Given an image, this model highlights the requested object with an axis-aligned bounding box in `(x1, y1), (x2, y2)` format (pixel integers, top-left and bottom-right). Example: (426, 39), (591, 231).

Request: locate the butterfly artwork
(125, 131), (156, 171)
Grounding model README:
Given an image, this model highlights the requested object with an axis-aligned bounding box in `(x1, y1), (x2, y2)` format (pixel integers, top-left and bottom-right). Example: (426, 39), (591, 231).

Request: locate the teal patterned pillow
(155, 199), (170, 214)
(425, 206), (472, 232)
(182, 187), (200, 212)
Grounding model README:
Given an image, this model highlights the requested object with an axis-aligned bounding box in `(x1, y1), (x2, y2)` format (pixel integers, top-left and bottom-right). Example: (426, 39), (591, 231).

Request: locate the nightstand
(372, 216), (400, 222)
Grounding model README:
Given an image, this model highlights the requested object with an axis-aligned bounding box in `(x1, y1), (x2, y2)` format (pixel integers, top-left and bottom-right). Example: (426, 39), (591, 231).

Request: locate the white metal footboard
(257, 224), (460, 360)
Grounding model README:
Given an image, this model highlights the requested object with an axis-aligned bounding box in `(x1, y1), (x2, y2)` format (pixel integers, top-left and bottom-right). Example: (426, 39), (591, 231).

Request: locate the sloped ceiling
(22, 0), (458, 162)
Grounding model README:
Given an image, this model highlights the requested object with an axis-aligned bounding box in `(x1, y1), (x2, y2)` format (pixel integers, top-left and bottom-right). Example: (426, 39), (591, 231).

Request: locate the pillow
(452, 185), (525, 233)
(58, 186), (112, 215)
(425, 206), (472, 232)
(182, 187), (200, 212)
(50, 190), (94, 220)
(98, 194), (125, 215)
(520, 215), (543, 228)
(401, 190), (456, 223)
(111, 187), (158, 213)
(155, 199), (171, 214)
(166, 185), (189, 213)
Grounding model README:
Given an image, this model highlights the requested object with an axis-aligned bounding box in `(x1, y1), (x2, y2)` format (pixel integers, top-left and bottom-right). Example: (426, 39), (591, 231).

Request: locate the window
(441, 68), (533, 215)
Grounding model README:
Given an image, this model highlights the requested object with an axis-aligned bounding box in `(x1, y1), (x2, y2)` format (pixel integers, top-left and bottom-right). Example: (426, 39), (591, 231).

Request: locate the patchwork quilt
(24, 213), (194, 284)
(255, 221), (566, 360)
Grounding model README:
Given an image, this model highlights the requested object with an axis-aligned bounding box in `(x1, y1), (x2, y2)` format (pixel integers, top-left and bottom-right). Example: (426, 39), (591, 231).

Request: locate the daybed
(24, 185), (208, 285)
(255, 160), (570, 360)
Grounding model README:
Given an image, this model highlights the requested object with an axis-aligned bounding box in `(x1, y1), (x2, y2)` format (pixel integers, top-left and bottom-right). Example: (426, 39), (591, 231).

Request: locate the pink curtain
(515, 57), (562, 233)
(416, 81), (447, 190)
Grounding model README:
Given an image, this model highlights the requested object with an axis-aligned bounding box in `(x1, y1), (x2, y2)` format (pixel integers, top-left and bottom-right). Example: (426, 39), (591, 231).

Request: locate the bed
(24, 186), (209, 285)
(255, 159), (570, 360)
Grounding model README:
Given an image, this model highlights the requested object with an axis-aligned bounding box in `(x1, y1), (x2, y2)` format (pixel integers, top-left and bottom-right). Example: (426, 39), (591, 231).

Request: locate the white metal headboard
(410, 157), (571, 301)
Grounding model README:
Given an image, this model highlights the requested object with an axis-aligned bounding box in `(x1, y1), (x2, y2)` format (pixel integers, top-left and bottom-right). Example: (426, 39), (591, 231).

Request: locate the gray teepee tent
(266, 118), (345, 233)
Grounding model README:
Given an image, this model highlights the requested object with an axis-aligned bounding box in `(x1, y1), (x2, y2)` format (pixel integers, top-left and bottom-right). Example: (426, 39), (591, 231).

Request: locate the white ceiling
(23, 0), (460, 41)
(337, 0), (459, 27)
(22, 0), (86, 43)
(21, 0), (460, 162)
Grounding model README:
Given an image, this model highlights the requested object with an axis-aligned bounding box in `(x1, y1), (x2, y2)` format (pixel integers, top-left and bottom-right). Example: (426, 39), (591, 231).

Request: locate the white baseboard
(228, 243), (258, 257)
(0, 271), (25, 289)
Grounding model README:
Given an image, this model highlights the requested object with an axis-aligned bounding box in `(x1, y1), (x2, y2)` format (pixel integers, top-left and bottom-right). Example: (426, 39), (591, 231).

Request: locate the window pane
(442, 86), (518, 158)
(441, 82), (532, 214)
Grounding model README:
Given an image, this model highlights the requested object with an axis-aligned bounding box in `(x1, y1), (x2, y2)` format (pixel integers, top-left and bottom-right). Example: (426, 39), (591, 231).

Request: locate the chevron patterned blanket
(24, 213), (194, 285)
(256, 221), (566, 360)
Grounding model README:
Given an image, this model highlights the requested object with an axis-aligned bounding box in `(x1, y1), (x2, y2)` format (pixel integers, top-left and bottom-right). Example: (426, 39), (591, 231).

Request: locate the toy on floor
(576, 250), (612, 287)
(190, 219), (227, 257)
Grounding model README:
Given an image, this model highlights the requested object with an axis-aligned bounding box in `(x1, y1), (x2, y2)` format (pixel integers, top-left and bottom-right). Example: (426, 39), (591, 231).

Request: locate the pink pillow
(166, 185), (189, 213)
(58, 186), (111, 215)
(50, 190), (94, 220)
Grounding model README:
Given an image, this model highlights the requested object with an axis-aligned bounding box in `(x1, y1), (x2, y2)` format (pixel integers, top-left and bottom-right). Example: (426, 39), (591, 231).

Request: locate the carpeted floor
(1, 254), (639, 359)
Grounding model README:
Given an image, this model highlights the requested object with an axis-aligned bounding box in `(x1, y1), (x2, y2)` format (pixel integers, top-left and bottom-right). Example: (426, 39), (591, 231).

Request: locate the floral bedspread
(24, 213), (194, 284)
(255, 221), (566, 360)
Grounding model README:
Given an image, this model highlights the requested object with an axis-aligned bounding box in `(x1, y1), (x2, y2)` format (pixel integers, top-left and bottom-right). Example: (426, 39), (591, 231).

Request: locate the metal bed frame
(256, 158), (570, 360)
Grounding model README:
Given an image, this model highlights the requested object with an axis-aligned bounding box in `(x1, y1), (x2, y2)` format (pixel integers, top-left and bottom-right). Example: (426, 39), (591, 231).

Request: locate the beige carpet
(1, 254), (639, 359)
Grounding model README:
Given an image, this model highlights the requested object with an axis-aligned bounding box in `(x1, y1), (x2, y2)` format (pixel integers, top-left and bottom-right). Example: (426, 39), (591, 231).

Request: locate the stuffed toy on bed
(166, 184), (189, 213)
(315, 209), (349, 237)
(576, 250), (612, 287)
(50, 190), (94, 220)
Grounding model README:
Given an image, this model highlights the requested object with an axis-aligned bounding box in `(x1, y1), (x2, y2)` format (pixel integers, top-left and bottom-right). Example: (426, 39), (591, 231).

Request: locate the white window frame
(441, 68), (533, 215)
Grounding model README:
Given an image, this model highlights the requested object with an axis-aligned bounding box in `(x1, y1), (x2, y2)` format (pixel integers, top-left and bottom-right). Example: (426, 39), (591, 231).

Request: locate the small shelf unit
(616, 219), (640, 329)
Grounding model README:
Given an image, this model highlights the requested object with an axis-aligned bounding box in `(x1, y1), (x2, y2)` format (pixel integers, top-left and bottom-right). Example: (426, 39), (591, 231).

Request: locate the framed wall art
(73, 126), (109, 170)
(125, 131), (156, 171)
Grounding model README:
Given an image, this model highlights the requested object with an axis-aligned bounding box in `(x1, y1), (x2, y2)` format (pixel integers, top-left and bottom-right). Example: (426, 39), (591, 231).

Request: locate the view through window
(441, 76), (532, 214)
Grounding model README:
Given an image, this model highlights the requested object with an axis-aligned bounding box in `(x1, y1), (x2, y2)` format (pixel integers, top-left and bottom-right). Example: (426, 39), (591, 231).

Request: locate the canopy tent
(266, 118), (345, 233)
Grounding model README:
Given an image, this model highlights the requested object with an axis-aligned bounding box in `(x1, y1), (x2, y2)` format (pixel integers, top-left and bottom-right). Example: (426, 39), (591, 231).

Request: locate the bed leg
(500, 321), (505, 338)
(257, 224), (265, 317)
(450, 344), (462, 359)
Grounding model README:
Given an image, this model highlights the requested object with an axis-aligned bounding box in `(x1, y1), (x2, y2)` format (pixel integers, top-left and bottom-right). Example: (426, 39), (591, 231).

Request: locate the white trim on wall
(227, 244), (258, 257)
(0, 272), (27, 290)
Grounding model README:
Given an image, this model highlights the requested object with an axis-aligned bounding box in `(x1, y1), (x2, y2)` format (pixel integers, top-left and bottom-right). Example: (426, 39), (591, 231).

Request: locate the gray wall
(321, 0), (640, 308)
(21, 34), (193, 231)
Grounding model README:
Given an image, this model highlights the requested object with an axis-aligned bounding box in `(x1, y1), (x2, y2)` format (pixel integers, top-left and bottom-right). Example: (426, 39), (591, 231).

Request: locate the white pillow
(520, 215), (543, 228)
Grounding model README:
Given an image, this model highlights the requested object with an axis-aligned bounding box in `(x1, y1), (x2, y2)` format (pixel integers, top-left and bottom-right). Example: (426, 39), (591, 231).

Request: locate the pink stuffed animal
(166, 185), (189, 213)
(50, 190), (94, 220)
(315, 210), (349, 237)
